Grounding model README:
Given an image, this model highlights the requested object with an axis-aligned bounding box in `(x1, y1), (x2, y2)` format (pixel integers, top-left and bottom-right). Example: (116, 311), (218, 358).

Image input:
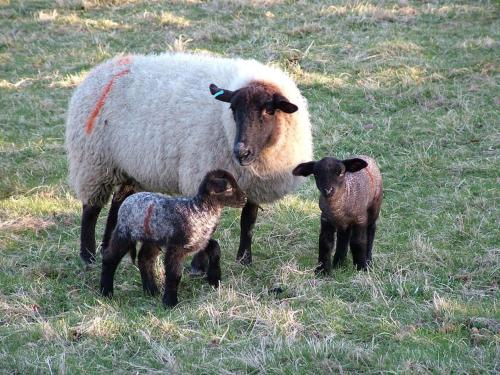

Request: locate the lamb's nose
(324, 187), (334, 196)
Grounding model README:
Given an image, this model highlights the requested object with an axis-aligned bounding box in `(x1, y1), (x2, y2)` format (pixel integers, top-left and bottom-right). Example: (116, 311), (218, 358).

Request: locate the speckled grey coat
(115, 192), (221, 254)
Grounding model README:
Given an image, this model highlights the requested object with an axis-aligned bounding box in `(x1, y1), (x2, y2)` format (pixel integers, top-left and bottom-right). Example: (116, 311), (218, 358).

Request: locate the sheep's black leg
(350, 226), (368, 271)
(80, 204), (102, 264)
(332, 228), (351, 268)
(316, 216), (336, 275)
(163, 250), (182, 308)
(190, 249), (209, 277)
(237, 201), (259, 265)
(366, 223), (377, 266)
(205, 239), (221, 287)
(101, 184), (136, 253)
(138, 242), (161, 296)
(100, 233), (133, 296)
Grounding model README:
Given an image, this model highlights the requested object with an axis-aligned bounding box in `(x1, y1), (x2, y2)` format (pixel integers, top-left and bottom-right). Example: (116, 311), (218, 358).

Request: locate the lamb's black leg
(190, 248), (208, 277)
(332, 228), (351, 268)
(138, 242), (161, 296)
(237, 201), (259, 265)
(316, 215), (336, 275)
(350, 226), (368, 271)
(163, 250), (182, 308)
(80, 204), (102, 264)
(100, 233), (133, 296)
(366, 223), (377, 266)
(205, 239), (221, 287)
(101, 184), (136, 253)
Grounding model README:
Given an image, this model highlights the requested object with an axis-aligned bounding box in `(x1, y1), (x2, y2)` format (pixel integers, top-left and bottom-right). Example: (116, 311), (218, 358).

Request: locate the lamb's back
(116, 192), (185, 243)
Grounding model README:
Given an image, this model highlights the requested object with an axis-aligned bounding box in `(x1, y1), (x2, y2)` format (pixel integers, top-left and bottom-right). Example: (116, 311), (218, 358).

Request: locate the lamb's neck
(190, 195), (223, 223)
(321, 182), (349, 220)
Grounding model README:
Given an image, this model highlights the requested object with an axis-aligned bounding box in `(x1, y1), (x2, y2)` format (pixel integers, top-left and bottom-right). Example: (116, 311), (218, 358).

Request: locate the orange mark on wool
(85, 68), (130, 135)
(365, 168), (375, 190)
(144, 203), (155, 236)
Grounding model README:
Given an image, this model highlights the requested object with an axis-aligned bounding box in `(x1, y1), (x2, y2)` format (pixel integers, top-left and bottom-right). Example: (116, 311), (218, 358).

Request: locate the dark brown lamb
(293, 156), (382, 273)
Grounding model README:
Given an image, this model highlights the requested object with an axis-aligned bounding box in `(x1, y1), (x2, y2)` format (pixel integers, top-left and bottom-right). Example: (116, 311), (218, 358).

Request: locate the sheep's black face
(202, 169), (247, 208)
(292, 157), (368, 198)
(209, 83), (298, 167)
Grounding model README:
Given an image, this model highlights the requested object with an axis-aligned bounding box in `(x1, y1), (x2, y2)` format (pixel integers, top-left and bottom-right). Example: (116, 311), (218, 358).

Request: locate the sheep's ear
(209, 84), (233, 103)
(292, 161), (315, 177)
(343, 158), (368, 173)
(273, 93), (298, 114)
(208, 178), (231, 195)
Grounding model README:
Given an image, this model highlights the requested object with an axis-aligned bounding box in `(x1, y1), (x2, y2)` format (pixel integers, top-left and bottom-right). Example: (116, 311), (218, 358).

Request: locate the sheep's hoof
(236, 250), (252, 265)
(100, 287), (113, 297)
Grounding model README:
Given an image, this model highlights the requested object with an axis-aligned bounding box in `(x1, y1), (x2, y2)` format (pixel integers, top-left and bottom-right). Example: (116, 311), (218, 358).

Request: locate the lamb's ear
(273, 93), (298, 114)
(208, 178), (231, 195)
(209, 84), (233, 103)
(343, 158), (368, 173)
(292, 161), (315, 177)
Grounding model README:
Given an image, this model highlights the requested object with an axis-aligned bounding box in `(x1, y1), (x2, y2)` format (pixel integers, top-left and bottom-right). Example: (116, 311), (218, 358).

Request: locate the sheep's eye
(263, 103), (275, 116)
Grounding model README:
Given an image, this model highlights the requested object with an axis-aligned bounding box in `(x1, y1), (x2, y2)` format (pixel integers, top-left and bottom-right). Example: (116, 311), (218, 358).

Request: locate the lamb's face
(203, 169), (247, 208)
(312, 158), (346, 198)
(293, 157), (368, 198)
(209, 83), (298, 167)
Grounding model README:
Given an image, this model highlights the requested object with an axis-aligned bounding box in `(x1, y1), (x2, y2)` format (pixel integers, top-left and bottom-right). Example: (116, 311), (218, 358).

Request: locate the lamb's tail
(130, 242), (139, 265)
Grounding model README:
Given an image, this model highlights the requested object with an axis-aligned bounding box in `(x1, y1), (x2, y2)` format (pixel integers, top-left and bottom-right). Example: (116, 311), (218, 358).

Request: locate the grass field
(0, 0), (499, 373)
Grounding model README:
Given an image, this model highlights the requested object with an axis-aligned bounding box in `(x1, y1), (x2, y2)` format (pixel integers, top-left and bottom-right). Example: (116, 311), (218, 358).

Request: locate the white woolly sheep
(293, 156), (383, 272)
(100, 170), (246, 307)
(65, 52), (313, 266)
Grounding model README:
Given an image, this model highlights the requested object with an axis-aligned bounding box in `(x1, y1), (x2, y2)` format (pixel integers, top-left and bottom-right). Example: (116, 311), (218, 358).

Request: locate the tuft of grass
(1, 0), (499, 373)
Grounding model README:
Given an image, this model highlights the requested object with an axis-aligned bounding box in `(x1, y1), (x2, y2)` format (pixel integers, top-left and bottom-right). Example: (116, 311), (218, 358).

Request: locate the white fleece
(65, 52), (313, 206)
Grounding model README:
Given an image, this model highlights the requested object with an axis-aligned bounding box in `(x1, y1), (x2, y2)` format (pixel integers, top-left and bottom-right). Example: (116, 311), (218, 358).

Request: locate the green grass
(1, 0), (499, 373)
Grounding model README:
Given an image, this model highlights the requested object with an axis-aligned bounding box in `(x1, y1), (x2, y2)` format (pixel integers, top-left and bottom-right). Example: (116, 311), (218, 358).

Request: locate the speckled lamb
(293, 156), (382, 272)
(100, 170), (247, 307)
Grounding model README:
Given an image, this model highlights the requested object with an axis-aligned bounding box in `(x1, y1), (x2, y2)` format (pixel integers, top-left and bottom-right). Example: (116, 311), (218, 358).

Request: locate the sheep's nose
(234, 142), (252, 165)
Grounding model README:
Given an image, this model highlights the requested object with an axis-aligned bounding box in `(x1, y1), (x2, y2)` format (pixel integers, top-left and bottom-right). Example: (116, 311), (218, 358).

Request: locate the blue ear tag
(213, 90), (224, 98)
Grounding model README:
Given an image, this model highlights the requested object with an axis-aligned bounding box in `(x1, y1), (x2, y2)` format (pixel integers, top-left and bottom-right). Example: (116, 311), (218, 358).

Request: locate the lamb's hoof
(355, 262), (368, 271)
(80, 251), (96, 265)
(143, 284), (159, 296)
(314, 265), (330, 276)
(163, 292), (178, 308)
(207, 278), (220, 288)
